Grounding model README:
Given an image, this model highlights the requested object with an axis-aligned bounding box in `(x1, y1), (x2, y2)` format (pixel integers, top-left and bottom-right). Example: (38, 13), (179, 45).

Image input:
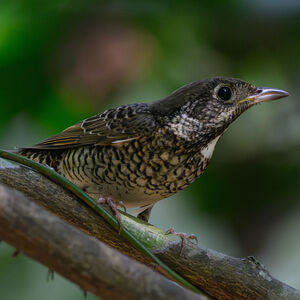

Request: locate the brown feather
(26, 104), (156, 150)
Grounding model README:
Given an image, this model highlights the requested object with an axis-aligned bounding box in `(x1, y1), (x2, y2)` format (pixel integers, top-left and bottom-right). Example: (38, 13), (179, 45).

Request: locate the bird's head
(152, 77), (289, 144)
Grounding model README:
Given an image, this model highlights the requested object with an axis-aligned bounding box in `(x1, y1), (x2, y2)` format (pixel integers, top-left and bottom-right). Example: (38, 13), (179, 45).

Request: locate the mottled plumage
(18, 77), (288, 221)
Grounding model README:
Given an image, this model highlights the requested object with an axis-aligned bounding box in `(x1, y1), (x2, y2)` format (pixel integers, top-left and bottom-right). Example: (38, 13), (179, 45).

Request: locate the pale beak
(238, 87), (289, 104)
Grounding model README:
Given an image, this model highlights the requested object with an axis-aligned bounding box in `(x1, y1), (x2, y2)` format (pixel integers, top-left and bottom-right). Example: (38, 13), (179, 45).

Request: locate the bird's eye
(217, 86), (232, 101)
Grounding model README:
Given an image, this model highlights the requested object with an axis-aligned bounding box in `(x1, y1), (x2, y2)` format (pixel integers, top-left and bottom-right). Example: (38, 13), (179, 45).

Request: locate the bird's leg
(165, 227), (198, 256)
(137, 205), (154, 222)
(97, 196), (126, 233)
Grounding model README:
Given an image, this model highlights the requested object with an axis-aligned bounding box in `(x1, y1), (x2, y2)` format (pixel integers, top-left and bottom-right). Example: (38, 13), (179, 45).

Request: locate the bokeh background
(0, 0), (300, 299)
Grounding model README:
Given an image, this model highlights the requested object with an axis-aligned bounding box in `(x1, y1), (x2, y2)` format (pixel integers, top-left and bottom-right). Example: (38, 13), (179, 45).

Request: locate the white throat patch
(201, 135), (221, 159)
(169, 113), (203, 140)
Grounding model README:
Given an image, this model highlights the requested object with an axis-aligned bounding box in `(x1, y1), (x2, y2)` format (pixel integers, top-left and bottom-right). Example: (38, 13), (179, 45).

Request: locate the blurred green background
(0, 0), (300, 299)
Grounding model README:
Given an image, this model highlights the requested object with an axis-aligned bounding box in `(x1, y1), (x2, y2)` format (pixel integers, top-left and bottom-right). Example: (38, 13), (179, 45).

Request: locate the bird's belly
(62, 167), (175, 208)
(58, 146), (209, 208)
(85, 183), (166, 208)
(61, 164), (204, 208)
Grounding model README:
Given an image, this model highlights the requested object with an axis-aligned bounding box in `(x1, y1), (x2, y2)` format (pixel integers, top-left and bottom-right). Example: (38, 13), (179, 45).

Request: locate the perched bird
(18, 77), (288, 224)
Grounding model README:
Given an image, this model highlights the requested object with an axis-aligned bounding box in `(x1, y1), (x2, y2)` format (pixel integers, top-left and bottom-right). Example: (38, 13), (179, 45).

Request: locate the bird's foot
(165, 227), (198, 256)
(97, 196), (126, 233)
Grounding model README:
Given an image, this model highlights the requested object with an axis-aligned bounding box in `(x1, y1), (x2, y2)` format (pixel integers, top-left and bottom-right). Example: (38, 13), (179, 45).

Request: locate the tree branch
(0, 183), (205, 300)
(0, 159), (299, 300)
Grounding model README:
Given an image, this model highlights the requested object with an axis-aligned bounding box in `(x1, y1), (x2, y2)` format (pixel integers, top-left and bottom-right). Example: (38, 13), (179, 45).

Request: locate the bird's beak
(238, 87), (289, 105)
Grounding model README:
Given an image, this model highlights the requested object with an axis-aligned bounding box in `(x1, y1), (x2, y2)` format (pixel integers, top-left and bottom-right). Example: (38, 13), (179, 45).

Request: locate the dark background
(0, 1), (299, 299)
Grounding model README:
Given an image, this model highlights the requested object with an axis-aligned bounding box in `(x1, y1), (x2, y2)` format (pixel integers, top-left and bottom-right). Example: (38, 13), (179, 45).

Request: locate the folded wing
(27, 104), (156, 150)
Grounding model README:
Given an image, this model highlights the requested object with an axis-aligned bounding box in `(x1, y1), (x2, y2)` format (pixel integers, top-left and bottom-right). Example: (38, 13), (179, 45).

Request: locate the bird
(17, 77), (289, 226)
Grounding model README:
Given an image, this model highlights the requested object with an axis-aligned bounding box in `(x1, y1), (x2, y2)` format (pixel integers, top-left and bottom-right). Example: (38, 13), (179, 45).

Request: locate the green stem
(0, 149), (199, 293)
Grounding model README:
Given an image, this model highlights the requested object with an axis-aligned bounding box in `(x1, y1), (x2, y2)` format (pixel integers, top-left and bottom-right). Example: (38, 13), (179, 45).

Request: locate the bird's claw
(165, 227), (198, 256)
(117, 200), (127, 213)
(97, 196), (124, 233)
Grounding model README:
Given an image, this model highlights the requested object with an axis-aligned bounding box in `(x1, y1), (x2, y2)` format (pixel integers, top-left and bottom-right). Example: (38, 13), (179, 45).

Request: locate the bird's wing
(27, 104), (156, 150)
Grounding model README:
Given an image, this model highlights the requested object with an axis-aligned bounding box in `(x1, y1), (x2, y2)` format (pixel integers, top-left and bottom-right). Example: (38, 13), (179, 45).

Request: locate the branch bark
(0, 159), (299, 300)
(0, 183), (204, 300)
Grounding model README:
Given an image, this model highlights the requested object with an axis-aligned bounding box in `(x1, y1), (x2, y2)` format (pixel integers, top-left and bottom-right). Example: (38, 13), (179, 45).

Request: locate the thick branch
(0, 159), (299, 300)
(0, 184), (205, 300)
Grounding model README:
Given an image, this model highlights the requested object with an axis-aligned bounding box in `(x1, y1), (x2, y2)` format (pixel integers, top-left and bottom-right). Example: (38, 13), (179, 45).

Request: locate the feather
(25, 104), (157, 150)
